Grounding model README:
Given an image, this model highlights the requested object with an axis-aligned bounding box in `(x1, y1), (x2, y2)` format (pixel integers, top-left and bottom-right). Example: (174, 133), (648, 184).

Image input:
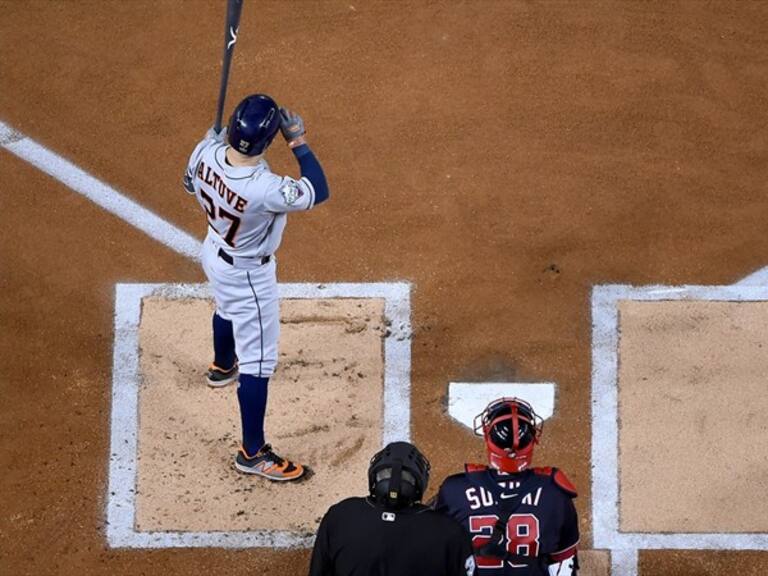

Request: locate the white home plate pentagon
(134, 293), (386, 534)
(448, 382), (556, 429)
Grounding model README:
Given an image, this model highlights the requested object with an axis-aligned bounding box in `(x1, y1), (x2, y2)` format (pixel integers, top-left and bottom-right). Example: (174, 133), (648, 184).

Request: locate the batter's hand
(279, 108), (306, 142)
(206, 125), (228, 142)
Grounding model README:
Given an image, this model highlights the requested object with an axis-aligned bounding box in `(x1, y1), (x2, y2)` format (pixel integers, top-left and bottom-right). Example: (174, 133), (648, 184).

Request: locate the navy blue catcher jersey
(435, 465), (579, 575)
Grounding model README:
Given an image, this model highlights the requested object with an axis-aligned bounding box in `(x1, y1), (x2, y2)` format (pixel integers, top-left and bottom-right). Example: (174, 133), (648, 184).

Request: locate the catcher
(434, 398), (580, 575)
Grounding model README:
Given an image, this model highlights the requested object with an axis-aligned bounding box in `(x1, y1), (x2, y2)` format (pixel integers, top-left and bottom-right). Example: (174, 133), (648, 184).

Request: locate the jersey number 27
(469, 513), (540, 568)
(200, 190), (241, 247)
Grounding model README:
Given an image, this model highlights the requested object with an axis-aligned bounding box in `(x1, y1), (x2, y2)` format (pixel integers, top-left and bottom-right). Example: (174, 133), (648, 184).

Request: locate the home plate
(448, 382), (557, 429)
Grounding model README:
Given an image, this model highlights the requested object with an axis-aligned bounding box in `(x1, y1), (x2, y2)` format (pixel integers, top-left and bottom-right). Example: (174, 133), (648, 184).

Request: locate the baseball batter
(183, 94), (329, 481)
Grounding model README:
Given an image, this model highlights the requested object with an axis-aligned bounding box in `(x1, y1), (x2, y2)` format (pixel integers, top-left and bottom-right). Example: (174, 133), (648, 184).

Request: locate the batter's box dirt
(106, 282), (411, 549)
(618, 299), (768, 534)
(592, 285), (768, 575)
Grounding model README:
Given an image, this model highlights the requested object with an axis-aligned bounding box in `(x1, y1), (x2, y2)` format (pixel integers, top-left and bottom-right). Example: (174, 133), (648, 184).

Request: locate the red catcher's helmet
(474, 397), (543, 473)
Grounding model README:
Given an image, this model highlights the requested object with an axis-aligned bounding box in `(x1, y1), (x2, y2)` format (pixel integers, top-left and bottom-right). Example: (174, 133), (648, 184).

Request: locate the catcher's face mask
(474, 397), (543, 473)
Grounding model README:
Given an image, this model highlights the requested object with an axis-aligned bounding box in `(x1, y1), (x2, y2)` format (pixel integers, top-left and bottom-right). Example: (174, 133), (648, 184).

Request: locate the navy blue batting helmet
(227, 94), (281, 156)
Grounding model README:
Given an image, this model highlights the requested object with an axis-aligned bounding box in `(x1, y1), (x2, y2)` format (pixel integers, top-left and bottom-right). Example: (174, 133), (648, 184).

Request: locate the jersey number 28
(200, 190), (241, 247)
(469, 513), (540, 568)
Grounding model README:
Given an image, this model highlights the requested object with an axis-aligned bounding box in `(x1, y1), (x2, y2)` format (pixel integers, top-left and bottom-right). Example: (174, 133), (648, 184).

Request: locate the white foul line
(735, 267), (768, 286)
(0, 120), (202, 261)
(107, 282), (411, 549)
(2, 117), (766, 284)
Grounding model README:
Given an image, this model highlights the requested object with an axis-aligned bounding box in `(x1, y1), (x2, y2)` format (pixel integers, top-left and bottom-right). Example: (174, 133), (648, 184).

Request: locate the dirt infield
(2, 1), (768, 575)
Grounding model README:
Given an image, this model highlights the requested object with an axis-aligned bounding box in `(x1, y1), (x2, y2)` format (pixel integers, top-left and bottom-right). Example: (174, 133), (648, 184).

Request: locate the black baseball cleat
(206, 363), (238, 388)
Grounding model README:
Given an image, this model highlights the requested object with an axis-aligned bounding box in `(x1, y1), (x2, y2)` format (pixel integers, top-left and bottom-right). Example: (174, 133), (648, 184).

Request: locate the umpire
(309, 442), (476, 576)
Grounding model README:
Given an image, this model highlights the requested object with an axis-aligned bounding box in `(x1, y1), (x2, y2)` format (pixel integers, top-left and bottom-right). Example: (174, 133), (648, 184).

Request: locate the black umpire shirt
(308, 496), (476, 576)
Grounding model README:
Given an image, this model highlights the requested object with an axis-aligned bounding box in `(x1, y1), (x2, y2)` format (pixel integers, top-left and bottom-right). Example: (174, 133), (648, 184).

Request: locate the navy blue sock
(237, 374), (269, 456)
(212, 312), (236, 369)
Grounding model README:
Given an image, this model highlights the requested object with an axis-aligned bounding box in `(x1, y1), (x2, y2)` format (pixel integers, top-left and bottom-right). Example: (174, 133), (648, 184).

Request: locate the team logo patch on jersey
(280, 179), (304, 206)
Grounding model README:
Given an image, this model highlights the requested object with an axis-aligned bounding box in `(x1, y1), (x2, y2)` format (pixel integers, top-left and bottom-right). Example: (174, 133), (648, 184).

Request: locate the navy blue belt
(217, 247), (270, 266)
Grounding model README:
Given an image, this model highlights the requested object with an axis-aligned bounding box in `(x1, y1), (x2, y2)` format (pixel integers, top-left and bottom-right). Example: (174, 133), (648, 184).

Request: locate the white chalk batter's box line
(107, 282), (412, 549)
(591, 284), (768, 576)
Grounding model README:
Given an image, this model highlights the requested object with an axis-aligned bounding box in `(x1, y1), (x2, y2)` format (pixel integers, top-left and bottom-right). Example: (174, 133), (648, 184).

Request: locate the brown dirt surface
(581, 550), (610, 576)
(136, 297), (385, 533)
(2, 1), (768, 575)
(618, 300), (768, 533)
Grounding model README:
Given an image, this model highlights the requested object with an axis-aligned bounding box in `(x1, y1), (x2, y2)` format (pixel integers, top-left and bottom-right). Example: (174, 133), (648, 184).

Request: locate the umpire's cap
(368, 442), (431, 509)
(227, 94), (281, 156)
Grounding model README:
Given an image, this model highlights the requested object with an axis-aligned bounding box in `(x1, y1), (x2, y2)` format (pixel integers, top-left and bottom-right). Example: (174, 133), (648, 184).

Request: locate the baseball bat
(214, 0), (245, 132)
